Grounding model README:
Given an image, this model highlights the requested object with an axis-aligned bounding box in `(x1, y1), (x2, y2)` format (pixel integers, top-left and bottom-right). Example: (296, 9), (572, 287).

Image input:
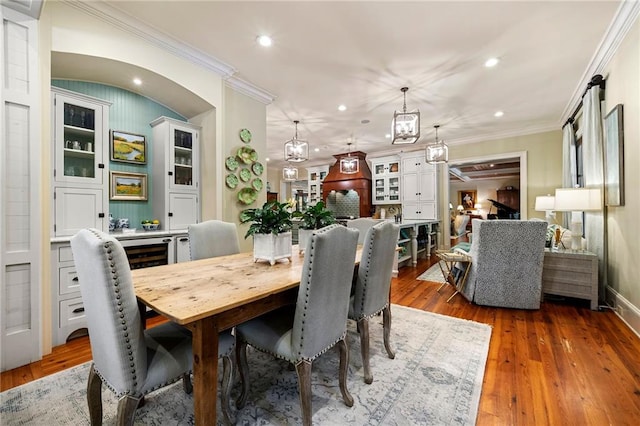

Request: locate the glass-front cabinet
(371, 155), (400, 205)
(53, 90), (109, 185)
(171, 127), (197, 189)
(307, 165), (329, 206)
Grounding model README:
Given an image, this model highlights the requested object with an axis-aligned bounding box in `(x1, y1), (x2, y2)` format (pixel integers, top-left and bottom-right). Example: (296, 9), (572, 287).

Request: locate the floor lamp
(554, 188), (602, 251)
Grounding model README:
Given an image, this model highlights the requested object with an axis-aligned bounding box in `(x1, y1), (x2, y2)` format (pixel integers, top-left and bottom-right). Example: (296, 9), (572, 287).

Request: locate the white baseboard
(605, 286), (640, 339)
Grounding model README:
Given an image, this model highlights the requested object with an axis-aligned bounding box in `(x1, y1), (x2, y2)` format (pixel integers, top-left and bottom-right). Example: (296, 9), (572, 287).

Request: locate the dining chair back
(188, 220), (240, 260)
(235, 224), (359, 426)
(346, 217), (381, 244)
(349, 221), (399, 383)
(71, 229), (235, 425)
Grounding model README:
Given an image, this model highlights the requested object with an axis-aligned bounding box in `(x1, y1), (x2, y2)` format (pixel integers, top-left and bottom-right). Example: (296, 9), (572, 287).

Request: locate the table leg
(188, 317), (219, 426)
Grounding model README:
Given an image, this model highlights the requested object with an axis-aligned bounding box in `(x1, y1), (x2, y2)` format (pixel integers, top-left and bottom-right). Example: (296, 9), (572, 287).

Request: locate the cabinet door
(402, 172), (419, 203)
(169, 123), (198, 191)
(54, 187), (104, 236)
(418, 169), (436, 201)
(53, 94), (104, 185)
(175, 235), (191, 262)
(168, 193), (198, 230)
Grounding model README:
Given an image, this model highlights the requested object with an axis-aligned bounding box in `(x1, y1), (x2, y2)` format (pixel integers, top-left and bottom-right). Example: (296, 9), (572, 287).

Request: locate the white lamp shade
(474, 203), (482, 209)
(391, 110), (420, 144)
(535, 195), (556, 211)
(456, 205), (464, 211)
(554, 188), (602, 211)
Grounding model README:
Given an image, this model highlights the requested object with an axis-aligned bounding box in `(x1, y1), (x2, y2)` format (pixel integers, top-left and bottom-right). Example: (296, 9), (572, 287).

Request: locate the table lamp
(456, 204), (464, 214)
(474, 203), (482, 215)
(554, 188), (601, 250)
(534, 195), (556, 222)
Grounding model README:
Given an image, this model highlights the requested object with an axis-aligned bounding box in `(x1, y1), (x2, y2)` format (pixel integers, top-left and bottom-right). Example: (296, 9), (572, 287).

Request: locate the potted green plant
(293, 201), (336, 254)
(240, 200), (293, 265)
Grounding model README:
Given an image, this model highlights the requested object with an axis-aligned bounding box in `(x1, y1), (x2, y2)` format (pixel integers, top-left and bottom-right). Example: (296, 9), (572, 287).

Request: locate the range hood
(322, 151), (372, 218)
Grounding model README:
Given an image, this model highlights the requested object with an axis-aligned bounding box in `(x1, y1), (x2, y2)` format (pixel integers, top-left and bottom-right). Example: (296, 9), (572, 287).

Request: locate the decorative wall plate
(252, 161), (264, 176)
(225, 173), (239, 189)
(237, 146), (258, 164)
(252, 178), (263, 191)
(239, 128), (252, 143)
(238, 187), (258, 205)
(225, 156), (239, 171)
(239, 168), (251, 182)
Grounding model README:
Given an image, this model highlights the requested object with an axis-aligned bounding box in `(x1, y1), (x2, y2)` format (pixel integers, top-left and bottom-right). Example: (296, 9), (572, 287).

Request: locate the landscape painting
(110, 171), (147, 201)
(111, 130), (146, 164)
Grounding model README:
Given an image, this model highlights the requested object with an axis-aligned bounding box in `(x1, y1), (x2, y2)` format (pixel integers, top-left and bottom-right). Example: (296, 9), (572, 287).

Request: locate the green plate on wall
(238, 187), (258, 205)
(237, 146), (258, 164)
(225, 156), (239, 171)
(225, 173), (239, 189)
(252, 178), (263, 191)
(239, 128), (252, 143)
(252, 161), (264, 176)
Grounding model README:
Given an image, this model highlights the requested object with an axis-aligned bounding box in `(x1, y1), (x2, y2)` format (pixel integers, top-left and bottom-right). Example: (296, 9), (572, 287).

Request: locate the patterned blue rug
(417, 263), (445, 282)
(1, 305), (491, 425)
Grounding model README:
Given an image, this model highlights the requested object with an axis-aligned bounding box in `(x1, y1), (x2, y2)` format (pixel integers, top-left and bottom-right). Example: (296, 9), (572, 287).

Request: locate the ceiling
(55, 1), (622, 170)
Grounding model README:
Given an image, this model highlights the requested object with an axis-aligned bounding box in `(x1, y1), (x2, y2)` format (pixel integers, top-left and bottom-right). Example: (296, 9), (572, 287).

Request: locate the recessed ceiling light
(133, 78), (142, 85)
(256, 35), (272, 47)
(385, 134), (391, 139)
(338, 105), (347, 111)
(494, 111), (504, 117)
(485, 57), (499, 68)
(314, 147), (320, 152)
(265, 157), (270, 162)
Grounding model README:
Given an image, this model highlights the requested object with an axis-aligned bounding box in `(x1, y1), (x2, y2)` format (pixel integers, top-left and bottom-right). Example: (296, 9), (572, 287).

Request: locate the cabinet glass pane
(319, 171), (327, 180)
(63, 102), (96, 178)
(173, 129), (193, 187)
(389, 162), (399, 173)
(375, 164), (385, 175)
(376, 179), (384, 188)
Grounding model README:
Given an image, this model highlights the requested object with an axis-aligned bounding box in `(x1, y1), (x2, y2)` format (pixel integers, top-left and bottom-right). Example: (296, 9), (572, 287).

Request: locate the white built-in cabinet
(370, 155), (400, 205)
(51, 88), (111, 237)
(150, 117), (201, 230)
(307, 165), (329, 205)
(401, 153), (438, 220)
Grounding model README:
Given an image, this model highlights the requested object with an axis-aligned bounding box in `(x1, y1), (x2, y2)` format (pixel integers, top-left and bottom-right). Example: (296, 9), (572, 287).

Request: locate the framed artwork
(111, 130), (146, 164)
(110, 171), (148, 201)
(458, 190), (477, 211)
(604, 104), (624, 206)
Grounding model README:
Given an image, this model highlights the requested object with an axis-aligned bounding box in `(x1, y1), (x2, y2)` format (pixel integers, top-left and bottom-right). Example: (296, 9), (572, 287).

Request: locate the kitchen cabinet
(51, 88), (111, 237)
(401, 153), (438, 220)
(307, 165), (329, 205)
(151, 117), (201, 230)
(371, 155), (400, 205)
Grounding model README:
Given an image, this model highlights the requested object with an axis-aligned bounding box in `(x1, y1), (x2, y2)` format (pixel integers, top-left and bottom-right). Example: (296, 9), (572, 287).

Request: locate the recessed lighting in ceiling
(265, 157), (270, 162)
(484, 57), (499, 68)
(256, 35), (272, 47)
(494, 111), (504, 117)
(314, 147), (320, 152)
(338, 104), (347, 111)
(133, 78), (142, 85)
(385, 134), (391, 139)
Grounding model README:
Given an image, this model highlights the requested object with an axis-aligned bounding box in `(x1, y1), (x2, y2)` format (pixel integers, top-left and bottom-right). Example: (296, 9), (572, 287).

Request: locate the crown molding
(64, 0), (274, 104)
(561, 0), (640, 122)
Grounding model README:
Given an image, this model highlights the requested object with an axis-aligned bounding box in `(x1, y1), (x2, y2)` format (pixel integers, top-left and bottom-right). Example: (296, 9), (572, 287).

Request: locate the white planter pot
(298, 229), (314, 254)
(253, 232), (292, 265)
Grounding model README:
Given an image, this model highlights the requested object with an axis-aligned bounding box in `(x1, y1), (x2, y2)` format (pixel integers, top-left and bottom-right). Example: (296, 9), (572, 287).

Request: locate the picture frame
(110, 171), (148, 201)
(604, 104), (624, 206)
(111, 130), (146, 164)
(458, 190), (477, 211)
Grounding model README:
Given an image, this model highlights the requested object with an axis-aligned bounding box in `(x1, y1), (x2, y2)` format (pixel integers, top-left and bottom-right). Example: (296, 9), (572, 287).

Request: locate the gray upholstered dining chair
(346, 217), (381, 244)
(188, 219), (240, 260)
(235, 224), (359, 426)
(70, 229), (235, 426)
(349, 221), (400, 384)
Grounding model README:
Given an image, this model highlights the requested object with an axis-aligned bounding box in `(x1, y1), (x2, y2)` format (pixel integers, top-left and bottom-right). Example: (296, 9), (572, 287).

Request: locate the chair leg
(295, 360), (313, 426)
(87, 364), (103, 426)
(182, 373), (193, 394)
(235, 340), (250, 409)
(116, 395), (141, 426)
(382, 305), (395, 359)
(357, 318), (373, 384)
(337, 338), (354, 407)
(220, 355), (234, 425)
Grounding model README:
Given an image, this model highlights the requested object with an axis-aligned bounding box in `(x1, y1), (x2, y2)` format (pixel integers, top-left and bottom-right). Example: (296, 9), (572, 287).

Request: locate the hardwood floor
(3, 256), (640, 424)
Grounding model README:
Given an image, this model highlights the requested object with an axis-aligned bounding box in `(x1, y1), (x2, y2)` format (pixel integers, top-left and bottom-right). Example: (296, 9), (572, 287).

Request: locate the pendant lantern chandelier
(425, 124), (449, 164)
(283, 120), (309, 162)
(282, 163), (299, 181)
(391, 87), (420, 144)
(339, 142), (359, 174)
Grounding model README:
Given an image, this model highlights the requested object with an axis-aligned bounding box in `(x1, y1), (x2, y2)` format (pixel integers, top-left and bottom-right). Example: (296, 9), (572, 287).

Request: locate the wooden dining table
(132, 245), (363, 426)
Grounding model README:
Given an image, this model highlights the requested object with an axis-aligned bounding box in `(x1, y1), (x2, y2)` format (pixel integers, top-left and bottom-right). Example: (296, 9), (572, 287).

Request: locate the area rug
(417, 262), (446, 282)
(1, 305), (491, 425)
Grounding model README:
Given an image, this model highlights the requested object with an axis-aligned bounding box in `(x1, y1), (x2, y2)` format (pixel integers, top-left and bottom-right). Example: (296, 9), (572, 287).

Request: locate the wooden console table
(542, 249), (598, 310)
